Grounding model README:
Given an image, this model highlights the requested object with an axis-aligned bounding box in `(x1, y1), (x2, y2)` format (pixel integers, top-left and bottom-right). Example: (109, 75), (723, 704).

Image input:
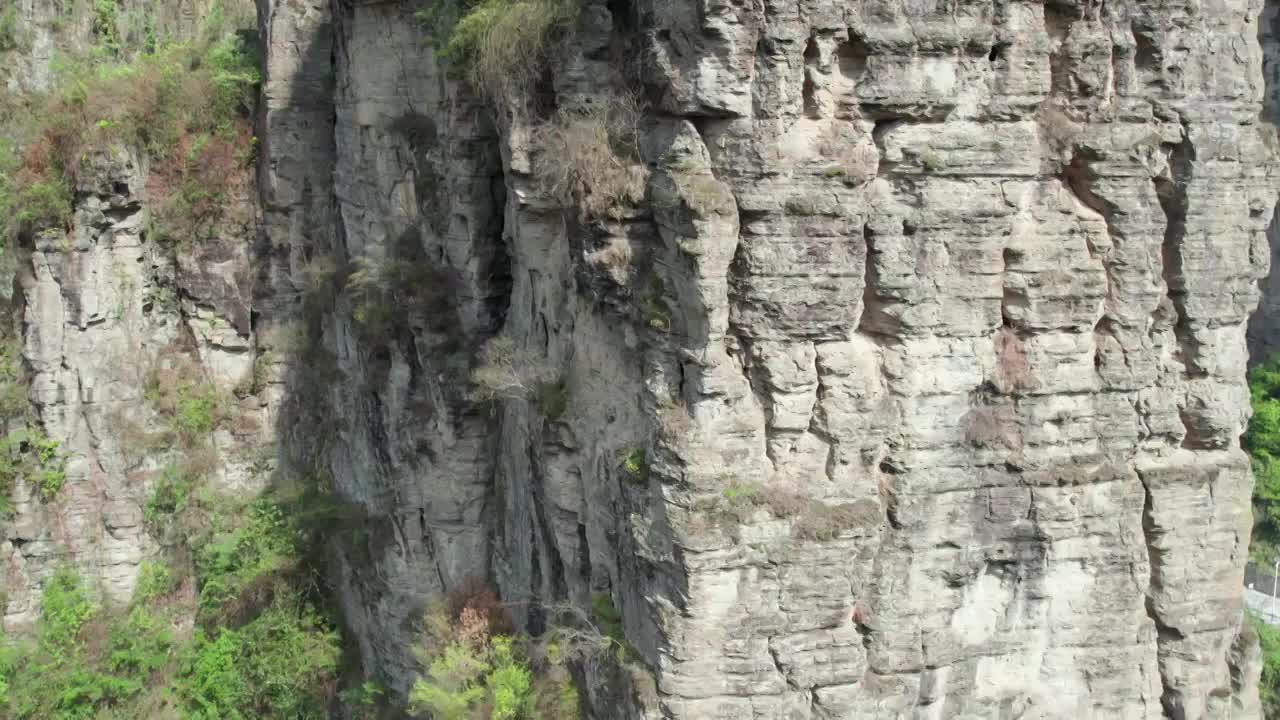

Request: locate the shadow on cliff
(1248, 0), (1280, 366)
(249, 0), (516, 703)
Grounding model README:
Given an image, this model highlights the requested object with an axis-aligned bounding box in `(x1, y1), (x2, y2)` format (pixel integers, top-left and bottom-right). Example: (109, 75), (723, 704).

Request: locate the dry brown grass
(463, 0), (579, 104)
(146, 123), (254, 245)
(183, 444), (221, 479)
(792, 499), (881, 541)
(656, 397), (692, 439)
(682, 481), (883, 543)
(762, 486), (809, 518)
(676, 173), (736, 218)
(446, 575), (514, 637)
(113, 410), (173, 466)
(532, 96), (648, 222)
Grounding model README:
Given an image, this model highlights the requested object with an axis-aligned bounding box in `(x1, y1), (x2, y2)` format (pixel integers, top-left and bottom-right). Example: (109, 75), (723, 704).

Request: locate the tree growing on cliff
(409, 582), (580, 720)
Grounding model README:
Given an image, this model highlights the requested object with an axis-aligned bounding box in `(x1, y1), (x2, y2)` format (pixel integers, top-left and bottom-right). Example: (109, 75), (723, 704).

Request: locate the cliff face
(4, 0), (1280, 717)
(0, 0), (269, 628)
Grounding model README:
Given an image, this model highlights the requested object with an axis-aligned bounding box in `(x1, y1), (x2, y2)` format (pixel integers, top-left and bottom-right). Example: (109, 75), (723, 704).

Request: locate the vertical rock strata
(4, 0), (1279, 717)
(0, 1), (269, 628)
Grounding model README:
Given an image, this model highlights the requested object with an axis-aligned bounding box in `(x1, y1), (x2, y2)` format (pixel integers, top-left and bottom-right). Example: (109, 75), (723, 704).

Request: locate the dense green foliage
(1253, 612), (1280, 718)
(409, 589), (580, 720)
(0, 339), (66, 512)
(1247, 358), (1280, 564)
(0, 350), (347, 718)
(0, 486), (343, 719)
(1248, 359), (1280, 717)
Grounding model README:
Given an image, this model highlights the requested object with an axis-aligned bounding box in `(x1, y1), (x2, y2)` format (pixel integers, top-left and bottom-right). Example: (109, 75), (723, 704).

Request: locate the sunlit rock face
(5, 0), (1278, 716)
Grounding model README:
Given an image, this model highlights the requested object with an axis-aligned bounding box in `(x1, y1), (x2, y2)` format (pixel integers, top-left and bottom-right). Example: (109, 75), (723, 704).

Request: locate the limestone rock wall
(266, 0), (1280, 717)
(3, 0), (1278, 717)
(0, 0), (269, 631)
(1, 0), (250, 93)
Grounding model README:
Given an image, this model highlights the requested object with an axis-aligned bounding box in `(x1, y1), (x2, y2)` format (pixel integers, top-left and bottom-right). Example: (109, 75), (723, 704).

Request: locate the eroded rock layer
(4, 0), (1279, 717)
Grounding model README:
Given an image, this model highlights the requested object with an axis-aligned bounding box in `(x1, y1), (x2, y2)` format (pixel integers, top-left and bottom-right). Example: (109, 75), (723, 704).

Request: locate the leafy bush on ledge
(422, 0), (579, 102)
(0, 482), (344, 719)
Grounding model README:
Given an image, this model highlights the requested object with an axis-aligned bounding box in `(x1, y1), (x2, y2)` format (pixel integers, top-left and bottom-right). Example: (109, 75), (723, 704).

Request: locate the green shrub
(535, 381), (568, 421)
(204, 31), (261, 127)
(1253, 612), (1280, 718)
(437, 0), (578, 102)
(194, 500), (297, 618)
(34, 462), (65, 501)
(411, 640), (492, 719)
(92, 0), (121, 55)
(38, 567), (96, 654)
(0, 427), (67, 509)
(721, 482), (763, 508)
(0, 337), (29, 424)
(589, 593), (627, 653)
(133, 560), (177, 603)
(176, 391), (218, 437)
(180, 602), (340, 719)
(145, 355), (224, 446)
(106, 606), (173, 678)
(620, 447), (647, 481)
(341, 680), (386, 715)
(143, 464), (194, 531)
(410, 596), (579, 720)
(14, 176), (73, 230)
(641, 275), (672, 332)
(0, 639), (18, 708)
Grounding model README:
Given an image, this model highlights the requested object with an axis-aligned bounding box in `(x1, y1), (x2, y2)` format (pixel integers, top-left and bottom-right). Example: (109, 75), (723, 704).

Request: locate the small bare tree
(470, 337), (556, 402)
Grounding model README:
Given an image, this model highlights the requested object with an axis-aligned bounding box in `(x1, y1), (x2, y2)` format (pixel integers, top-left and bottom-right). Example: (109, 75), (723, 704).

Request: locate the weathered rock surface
(0, 149), (269, 627)
(0, 0), (270, 637)
(4, 0), (1279, 717)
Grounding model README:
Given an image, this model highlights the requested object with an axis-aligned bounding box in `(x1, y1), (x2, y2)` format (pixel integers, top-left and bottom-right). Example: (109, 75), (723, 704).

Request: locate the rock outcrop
(4, 0), (1279, 717)
(0, 0), (270, 630)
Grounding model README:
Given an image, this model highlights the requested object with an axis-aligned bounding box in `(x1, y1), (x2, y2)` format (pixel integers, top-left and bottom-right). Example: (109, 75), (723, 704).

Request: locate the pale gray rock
(1, 0), (1276, 718)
